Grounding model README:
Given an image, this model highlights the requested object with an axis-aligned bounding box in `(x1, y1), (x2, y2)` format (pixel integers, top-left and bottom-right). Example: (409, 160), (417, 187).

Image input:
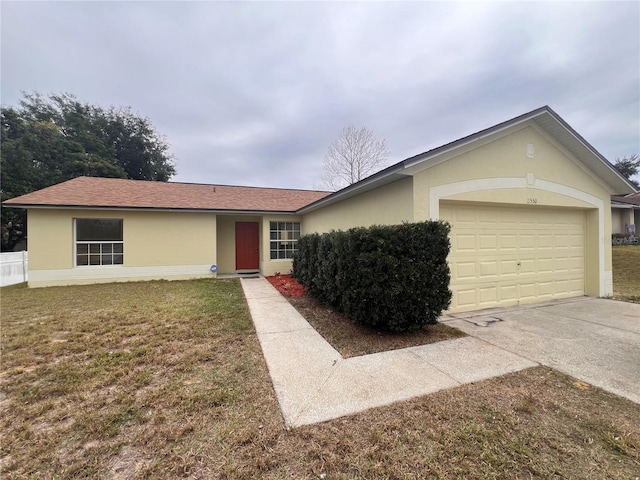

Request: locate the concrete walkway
(241, 277), (536, 428)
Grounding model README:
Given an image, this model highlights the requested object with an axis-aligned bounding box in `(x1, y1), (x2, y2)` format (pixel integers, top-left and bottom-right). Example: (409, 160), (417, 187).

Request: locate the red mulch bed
(266, 273), (306, 297)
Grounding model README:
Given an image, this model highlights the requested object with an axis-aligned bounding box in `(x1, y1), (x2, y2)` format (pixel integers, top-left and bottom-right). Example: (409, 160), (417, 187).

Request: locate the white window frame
(269, 221), (300, 260)
(74, 218), (124, 267)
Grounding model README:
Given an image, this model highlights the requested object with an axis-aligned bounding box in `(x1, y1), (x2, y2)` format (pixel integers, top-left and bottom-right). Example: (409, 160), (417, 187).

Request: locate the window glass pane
(77, 219), (123, 241)
(268, 221), (301, 259)
(113, 254), (124, 265)
(89, 244), (101, 254)
(77, 243), (88, 254)
(113, 243), (123, 254)
(89, 255), (101, 265)
(77, 255), (88, 266)
(102, 244), (113, 254)
(102, 255), (113, 265)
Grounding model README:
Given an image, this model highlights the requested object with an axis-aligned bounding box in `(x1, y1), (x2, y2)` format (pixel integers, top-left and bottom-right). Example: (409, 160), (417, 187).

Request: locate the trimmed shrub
(292, 221), (452, 332)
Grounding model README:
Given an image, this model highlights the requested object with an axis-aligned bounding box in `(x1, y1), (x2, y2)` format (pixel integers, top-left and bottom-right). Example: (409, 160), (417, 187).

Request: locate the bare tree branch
(320, 126), (390, 191)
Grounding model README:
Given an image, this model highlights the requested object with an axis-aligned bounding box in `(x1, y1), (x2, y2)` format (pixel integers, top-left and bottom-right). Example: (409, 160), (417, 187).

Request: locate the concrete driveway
(443, 297), (640, 404)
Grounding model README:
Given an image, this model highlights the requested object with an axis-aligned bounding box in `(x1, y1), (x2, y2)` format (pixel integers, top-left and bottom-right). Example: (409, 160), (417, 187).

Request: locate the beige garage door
(440, 202), (585, 313)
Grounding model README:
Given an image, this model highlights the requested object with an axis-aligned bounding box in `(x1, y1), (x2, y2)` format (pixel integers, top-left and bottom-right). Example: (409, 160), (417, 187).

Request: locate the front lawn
(612, 245), (640, 303)
(1, 279), (639, 478)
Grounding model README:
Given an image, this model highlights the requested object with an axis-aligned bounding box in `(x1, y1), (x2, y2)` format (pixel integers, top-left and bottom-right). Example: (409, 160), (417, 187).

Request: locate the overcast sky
(2, 1), (639, 190)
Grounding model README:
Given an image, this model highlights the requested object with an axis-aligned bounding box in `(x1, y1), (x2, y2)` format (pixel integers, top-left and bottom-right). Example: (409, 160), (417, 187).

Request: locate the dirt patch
(288, 295), (466, 357)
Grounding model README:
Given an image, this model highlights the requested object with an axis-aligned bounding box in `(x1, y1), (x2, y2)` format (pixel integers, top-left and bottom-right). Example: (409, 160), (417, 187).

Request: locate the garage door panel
(553, 257), (569, 271)
(479, 261), (497, 276)
(479, 287), (497, 304)
(442, 203), (586, 312)
(498, 209), (519, 224)
(535, 259), (550, 273)
(519, 283), (537, 300)
(500, 285), (518, 302)
(569, 257), (584, 270)
(519, 234), (536, 249)
(520, 259), (536, 272)
(568, 278), (584, 293)
(538, 234), (553, 249)
(500, 234), (518, 250)
(479, 234), (498, 250)
(457, 289), (477, 308)
(456, 262), (477, 279)
(538, 281), (555, 295)
(569, 234), (583, 247)
(500, 260), (518, 275)
(456, 234), (476, 251)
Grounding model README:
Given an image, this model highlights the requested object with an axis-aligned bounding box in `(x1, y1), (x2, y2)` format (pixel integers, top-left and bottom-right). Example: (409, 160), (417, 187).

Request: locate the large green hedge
(292, 221), (452, 332)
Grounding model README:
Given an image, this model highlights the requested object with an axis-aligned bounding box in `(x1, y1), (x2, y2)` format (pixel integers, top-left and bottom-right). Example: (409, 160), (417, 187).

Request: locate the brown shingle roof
(612, 193), (640, 206)
(3, 176), (331, 212)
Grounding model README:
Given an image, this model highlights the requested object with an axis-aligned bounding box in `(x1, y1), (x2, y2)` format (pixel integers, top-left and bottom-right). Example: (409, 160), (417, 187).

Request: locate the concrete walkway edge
(241, 277), (537, 428)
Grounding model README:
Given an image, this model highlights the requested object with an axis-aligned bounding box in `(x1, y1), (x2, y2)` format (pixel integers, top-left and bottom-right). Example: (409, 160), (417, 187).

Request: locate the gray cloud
(2, 1), (638, 189)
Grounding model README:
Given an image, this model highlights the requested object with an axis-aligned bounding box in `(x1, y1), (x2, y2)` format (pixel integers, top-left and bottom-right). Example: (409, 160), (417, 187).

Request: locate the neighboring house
(4, 106), (637, 313)
(611, 192), (640, 235)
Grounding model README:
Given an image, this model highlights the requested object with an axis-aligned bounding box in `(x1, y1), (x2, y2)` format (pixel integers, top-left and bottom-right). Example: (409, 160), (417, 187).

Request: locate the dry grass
(2, 278), (639, 479)
(289, 295), (465, 357)
(612, 245), (640, 303)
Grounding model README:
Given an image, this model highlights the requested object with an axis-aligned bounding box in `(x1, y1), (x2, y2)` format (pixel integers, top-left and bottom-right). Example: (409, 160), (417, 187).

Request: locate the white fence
(1, 251), (28, 287)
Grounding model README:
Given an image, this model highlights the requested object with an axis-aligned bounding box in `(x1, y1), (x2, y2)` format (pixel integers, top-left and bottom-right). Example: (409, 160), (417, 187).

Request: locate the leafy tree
(1, 92), (177, 251)
(320, 126), (390, 191)
(614, 154), (640, 188)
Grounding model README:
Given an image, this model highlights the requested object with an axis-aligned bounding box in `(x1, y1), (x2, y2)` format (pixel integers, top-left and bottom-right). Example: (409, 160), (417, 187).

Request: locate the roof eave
(2, 203), (302, 215)
(296, 163), (408, 213)
(539, 107), (638, 195)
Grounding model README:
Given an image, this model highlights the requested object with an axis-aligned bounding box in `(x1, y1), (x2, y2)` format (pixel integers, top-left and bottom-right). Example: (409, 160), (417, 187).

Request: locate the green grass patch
(1, 278), (639, 479)
(612, 245), (640, 303)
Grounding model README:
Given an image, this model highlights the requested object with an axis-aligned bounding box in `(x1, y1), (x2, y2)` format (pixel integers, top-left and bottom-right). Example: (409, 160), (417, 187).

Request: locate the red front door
(235, 222), (260, 270)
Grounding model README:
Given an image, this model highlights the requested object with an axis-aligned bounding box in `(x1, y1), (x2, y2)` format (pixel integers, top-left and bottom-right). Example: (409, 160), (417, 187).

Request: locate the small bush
(292, 221), (452, 332)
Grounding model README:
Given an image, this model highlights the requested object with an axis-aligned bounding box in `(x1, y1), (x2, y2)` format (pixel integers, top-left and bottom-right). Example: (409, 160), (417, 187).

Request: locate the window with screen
(75, 219), (123, 266)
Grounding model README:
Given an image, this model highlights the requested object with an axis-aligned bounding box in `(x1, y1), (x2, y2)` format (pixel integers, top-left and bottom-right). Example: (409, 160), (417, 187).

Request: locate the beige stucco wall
(302, 176), (414, 234)
(412, 123), (614, 297)
(611, 207), (635, 234)
(215, 214), (302, 277)
(261, 215), (303, 277)
(216, 215), (261, 274)
(412, 125), (611, 219)
(27, 209), (217, 287)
